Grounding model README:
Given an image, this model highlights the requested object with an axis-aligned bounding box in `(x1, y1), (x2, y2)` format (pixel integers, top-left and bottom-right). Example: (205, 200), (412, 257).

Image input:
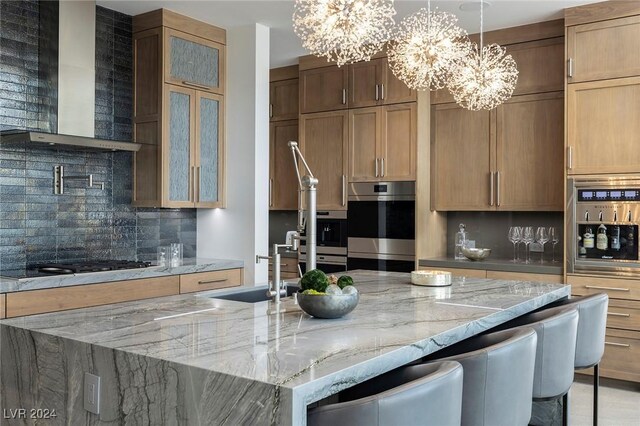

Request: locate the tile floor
(570, 376), (640, 425)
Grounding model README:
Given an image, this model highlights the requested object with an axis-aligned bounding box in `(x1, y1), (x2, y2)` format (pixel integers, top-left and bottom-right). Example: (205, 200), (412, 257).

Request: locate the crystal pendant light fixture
(293, 0), (396, 67)
(448, 1), (518, 110)
(387, 1), (468, 91)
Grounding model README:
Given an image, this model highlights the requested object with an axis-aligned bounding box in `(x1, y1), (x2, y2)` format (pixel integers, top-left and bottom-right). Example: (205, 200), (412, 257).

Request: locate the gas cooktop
(36, 260), (152, 275)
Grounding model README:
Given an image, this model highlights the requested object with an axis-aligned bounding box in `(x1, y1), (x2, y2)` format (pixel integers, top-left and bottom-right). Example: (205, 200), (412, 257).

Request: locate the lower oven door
(348, 253), (415, 273)
(299, 254), (347, 275)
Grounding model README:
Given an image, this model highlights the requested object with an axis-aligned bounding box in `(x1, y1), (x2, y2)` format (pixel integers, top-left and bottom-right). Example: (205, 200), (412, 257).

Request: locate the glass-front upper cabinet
(196, 92), (224, 207)
(165, 28), (225, 94)
(165, 85), (195, 207)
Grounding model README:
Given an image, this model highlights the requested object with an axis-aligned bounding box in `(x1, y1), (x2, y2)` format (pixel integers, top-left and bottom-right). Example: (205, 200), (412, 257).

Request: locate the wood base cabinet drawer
(600, 329), (640, 383)
(606, 299), (640, 332)
(179, 268), (243, 294)
(568, 274), (640, 301)
(0, 294), (5, 319)
(5, 276), (180, 318)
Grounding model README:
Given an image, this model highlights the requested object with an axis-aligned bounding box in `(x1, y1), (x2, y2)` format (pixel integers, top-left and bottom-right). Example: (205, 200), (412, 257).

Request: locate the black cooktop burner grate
(37, 260), (152, 275)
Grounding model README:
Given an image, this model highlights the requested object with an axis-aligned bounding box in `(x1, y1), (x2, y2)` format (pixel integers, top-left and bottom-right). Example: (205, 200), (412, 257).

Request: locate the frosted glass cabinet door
(196, 92), (224, 207)
(166, 29), (225, 94)
(166, 86), (195, 206)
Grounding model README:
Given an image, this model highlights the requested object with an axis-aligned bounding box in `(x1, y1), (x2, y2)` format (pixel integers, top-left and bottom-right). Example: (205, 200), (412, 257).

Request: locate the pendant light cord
(480, 0), (484, 60)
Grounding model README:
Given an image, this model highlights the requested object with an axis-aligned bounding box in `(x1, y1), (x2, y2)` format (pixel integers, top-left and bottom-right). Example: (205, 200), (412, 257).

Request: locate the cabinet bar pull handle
(567, 58), (574, 78)
(182, 81), (210, 90)
(605, 341), (630, 348)
(381, 83), (385, 100)
(381, 158), (385, 177)
(269, 178), (273, 207)
(607, 312), (631, 317)
(342, 89), (347, 105)
(496, 171), (501, 207)
(489, 172), (494, 206)
(375, 84), (379, 101)
(198, 278), (228, 285)
(196, 166), (201, 203)
(375, 158), (379, 177)
(342, 175), (346, 206)
(584, 285), (630, 292)
(269, 263), (289, 267)
(269, 104), (273, 118)
(191, 166), (195, 202)
(567, 146), (573, 170)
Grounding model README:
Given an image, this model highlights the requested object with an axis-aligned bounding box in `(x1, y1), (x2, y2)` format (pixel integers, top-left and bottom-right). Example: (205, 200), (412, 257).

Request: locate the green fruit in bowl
(300, 269), (330, 293)
(337, 275), (354, 289)
(302, 289), (326, 295)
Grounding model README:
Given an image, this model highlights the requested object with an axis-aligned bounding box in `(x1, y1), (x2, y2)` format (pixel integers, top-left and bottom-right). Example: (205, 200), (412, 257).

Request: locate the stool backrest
(553, 293), (608, 368)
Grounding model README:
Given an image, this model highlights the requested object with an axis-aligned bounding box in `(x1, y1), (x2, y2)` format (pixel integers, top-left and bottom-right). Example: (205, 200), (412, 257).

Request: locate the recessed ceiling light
(459, 1), (492, 12)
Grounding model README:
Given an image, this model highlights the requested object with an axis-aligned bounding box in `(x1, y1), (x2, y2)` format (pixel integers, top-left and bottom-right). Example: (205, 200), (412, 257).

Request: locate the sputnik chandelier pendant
(387, 1), (468, 91)
(292, 0), (396, 67)
(447, 1), (519, 110)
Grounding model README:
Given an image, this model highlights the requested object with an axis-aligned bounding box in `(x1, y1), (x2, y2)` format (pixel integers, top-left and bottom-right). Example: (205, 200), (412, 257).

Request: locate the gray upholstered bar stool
(422, 328), (538, 426)
(307, 361), (463, 426)
(495, 305), (579, 426)
(549, 293), (609, 426)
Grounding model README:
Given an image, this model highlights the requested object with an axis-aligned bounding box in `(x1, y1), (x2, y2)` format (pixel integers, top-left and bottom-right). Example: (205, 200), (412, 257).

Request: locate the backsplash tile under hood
(0, 1), (196, 273)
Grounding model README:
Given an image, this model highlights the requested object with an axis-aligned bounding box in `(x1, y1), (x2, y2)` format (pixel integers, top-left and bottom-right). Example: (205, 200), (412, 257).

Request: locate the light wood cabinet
(2, 268), (245, 318)
(179, 269), (243, 294)
(567, 14), (640, 84)
(5, 276), (180, 318)
(348, 58), (417, 108)
(299, 111), (349, 210)
(495, 92), (564, 210)
(133, 10), (226, 208)
(270, 78), (299, 122)
(432, 104), (494, 210)
(269, 260), (300, 281)
(162, 85), (224, 208)
(348, 103), (417, 182)
(164, 28), (225, 94)
(269, 120), (299, 210)
(433, 93), (563, 211)
(432, 36), (564, 104)
(300, 66), (348, 113)
(567, 76), (640, 175)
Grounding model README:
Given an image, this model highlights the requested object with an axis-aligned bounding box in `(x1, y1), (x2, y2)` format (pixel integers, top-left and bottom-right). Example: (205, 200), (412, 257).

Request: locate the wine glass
(549, 227), (560, 262)
(522, 226), (535, 263)
(508, 226), (522, 262)
(536, 227), (550, 263)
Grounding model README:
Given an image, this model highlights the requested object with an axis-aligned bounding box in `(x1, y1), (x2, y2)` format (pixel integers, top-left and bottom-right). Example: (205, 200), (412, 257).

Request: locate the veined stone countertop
(0, 257), (244, 293)
(0, 270), (569, 425)
(419, 257), (563, 275)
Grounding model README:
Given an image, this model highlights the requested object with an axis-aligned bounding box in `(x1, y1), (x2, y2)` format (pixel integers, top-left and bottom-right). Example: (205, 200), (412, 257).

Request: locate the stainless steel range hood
(0, 0), (141, 153)
(0, 130), (141, 152)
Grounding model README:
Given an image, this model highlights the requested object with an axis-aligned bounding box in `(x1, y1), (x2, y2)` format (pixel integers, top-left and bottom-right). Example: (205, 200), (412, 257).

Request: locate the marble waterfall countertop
(0, 257), (244, 293)
(419, 256), (563, 275)
(0, 271), (569, 425)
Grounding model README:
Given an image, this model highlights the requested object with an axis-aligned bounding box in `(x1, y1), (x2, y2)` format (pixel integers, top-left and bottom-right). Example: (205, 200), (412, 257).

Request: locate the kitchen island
(0, 271), (569, 425)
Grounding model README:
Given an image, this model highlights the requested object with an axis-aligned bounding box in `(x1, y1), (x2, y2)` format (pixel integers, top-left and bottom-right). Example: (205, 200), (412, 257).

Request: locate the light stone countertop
(419, 256), (563, 275)
(0, 270), (569, 425)
(0, 257), (244, 293)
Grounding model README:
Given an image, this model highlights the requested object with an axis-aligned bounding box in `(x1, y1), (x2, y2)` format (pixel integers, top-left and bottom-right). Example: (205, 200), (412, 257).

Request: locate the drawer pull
(198, 278), (228, 285)
(584, 285), (630, 292)
(607, 312), (631, 318)
(605, 341), (631, 348)
(268, 263), (289, 267)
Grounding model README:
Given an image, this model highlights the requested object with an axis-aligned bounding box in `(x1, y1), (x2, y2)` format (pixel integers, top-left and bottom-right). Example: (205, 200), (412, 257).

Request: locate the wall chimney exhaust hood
(0, 0), (141, 153)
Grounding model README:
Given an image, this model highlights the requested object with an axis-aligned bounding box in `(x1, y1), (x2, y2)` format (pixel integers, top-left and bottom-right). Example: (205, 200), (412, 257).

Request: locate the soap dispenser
(455, 224), (467, 260)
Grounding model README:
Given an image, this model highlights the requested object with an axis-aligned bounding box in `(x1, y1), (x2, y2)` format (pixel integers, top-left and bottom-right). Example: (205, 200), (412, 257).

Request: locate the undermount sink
(207, 284), (300, 303)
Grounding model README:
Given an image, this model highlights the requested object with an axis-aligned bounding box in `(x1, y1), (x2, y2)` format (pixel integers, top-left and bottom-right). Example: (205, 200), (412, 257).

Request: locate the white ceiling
(97, 0), (600, 68)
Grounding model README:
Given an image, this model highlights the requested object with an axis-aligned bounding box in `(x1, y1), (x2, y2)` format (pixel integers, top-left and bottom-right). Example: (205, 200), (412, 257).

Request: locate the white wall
(197, 24), (270, 285)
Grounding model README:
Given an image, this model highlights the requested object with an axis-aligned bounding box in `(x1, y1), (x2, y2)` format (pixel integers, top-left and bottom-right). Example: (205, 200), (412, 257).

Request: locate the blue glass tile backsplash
(0, 2), (197, 273)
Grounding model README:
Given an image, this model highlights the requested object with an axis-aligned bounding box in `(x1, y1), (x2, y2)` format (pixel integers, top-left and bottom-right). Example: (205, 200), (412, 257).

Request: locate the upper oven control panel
(578, 189), (640, 202)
